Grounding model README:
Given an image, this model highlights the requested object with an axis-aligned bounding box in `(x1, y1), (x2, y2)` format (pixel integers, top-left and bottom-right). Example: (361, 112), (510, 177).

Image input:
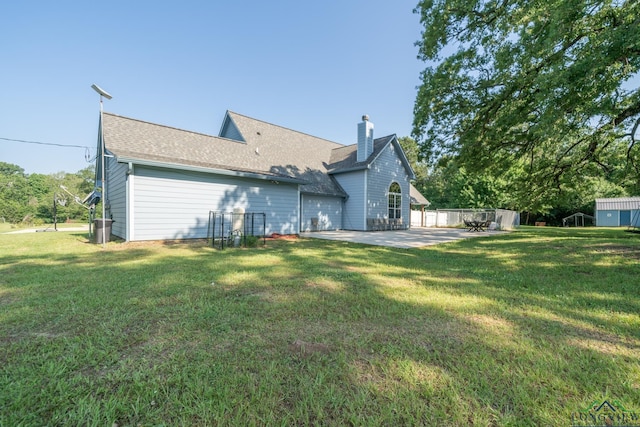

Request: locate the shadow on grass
(1, 228), (639, 425)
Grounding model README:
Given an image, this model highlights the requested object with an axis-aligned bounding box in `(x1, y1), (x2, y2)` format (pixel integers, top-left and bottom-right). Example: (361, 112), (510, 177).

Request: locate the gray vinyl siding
(131, 166), (298, 241)
(333, 171), (367, 230)
(219, 119), (244, 142)
(368, 143), (411, 223)
(106, 158), (128, 239)
(301, 195), (343, 231)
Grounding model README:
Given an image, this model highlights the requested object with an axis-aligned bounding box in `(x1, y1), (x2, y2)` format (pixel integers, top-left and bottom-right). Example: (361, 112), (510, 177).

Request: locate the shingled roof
(102, 113), (288, 177)
(221, 112), (348, 196)
(410, 184), (430, 205)
(102, 111), (415, 198)
(327, 135), (397, 173)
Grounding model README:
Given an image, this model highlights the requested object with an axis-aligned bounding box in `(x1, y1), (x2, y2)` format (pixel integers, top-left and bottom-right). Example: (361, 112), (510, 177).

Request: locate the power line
(0, 136), (90, 150)
(1, 136), (96, 162)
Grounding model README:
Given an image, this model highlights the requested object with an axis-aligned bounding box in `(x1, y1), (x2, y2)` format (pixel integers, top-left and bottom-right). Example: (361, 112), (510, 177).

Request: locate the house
(95, 111), (424, 241)
(594, 197), (640, 227)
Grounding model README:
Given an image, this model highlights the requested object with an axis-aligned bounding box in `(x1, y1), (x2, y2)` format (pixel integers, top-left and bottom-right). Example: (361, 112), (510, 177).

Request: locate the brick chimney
(357, 115), (374, 162)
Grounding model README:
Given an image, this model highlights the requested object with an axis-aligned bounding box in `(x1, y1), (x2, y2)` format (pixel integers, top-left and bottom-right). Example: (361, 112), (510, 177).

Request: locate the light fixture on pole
(91, 84), (112, 100)
(91, 84), (112, 248)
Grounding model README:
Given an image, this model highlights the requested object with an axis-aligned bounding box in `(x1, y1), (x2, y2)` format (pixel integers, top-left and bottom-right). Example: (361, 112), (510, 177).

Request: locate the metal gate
(208, 211), (266, 249)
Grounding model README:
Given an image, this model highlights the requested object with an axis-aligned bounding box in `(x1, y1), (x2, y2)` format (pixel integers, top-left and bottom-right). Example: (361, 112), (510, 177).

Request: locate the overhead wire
(0, 136), (95, 162)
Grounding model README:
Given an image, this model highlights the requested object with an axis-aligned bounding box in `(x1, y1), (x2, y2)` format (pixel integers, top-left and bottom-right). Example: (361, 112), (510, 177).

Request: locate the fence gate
(208, 211), (266, 249)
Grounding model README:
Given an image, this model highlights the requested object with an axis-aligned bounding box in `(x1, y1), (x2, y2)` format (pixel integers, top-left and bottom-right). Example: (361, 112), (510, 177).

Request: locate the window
(388, 182), (402, 219)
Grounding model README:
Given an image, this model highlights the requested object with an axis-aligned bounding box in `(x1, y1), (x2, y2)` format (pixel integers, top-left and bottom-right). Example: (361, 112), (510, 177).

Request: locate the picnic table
(464, 220), (490, 232)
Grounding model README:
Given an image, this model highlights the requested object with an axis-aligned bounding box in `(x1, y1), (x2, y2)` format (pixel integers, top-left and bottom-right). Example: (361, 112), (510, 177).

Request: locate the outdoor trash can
(94, 218), (113, 244)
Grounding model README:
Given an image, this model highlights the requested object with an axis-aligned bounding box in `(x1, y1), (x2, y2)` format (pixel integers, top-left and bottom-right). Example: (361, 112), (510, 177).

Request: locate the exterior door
(620, 210), (631, 226)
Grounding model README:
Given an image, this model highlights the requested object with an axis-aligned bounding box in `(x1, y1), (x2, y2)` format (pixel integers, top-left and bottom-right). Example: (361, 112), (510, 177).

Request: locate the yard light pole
(91, 84), (112, 248)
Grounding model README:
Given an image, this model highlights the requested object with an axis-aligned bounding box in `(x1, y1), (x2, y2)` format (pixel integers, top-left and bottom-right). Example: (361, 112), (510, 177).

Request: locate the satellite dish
(82, 189), (101, 206)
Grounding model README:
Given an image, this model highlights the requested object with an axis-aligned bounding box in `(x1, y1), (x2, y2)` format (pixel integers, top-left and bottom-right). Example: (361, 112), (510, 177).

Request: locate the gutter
(328, 164), (370, 174)
(115, 156), (307, 185)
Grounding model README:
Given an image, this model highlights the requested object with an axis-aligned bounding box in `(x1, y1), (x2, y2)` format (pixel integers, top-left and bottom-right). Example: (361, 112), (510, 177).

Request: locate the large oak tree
(412, 0), (640, 210)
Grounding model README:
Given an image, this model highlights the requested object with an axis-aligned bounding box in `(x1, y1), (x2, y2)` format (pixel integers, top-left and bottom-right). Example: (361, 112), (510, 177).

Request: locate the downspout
(126, 162), (133, 241)
(341, 193), (349, 230)
(363, 169), (368, 231)
(298, 189), (302, 233)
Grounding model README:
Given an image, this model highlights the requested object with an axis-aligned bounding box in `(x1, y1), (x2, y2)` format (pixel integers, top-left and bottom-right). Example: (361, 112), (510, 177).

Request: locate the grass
(1, 227), (639, 426)
(0, 221), (87, 233)
(0, 223), (18, 233)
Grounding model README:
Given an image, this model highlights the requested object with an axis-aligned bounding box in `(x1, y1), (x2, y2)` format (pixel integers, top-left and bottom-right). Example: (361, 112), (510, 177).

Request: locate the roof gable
(219, 114), (245, 142)
(327, 134), (415, 180)
(385, 136), (416, 180)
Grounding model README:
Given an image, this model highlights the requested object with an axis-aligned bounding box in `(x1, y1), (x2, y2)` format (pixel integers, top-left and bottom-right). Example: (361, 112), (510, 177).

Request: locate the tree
(60, 167), (95, 222)
(75, 166), (95, 196)
(0, 162), (25, 176)
(422, 156), (511, 209)
(412, 0), (640, 210)
(0, 162), (30, 222)
(0, 162), (95, 224)
(398, 136), (429, 192)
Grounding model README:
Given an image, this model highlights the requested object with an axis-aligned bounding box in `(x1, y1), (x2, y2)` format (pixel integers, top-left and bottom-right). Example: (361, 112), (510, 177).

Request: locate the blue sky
(0, 0), (424, 175)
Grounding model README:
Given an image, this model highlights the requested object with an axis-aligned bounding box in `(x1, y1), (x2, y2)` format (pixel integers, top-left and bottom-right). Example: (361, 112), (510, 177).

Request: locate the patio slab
(301, 227), (506, 249)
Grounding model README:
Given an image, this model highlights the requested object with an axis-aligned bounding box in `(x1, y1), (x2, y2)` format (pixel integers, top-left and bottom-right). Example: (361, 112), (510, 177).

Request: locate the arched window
(388, 182), (402, 219)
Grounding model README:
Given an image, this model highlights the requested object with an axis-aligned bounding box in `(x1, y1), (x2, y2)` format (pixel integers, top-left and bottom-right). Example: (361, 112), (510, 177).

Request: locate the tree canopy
(0, 162), (94, 224)
(412, 0), (640, 210)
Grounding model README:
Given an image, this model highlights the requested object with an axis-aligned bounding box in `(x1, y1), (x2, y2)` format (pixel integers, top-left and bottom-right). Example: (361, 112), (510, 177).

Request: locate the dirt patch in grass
(105, 235), (298, 249)
(1, 330), (67, 347)
(566, 336), (640, 358)
(565, 323), (640, 358)
(268, 233), (299, 240)
(462, 314), (515, 339)
(0, 293), (18, 306)
(589, 243), (640, 259)
(289, 339), (331, 357)
(107, 239), (208, 250)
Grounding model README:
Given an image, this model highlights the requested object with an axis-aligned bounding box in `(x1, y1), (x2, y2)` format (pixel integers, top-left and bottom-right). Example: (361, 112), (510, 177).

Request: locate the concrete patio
(301, 227), (507, 249)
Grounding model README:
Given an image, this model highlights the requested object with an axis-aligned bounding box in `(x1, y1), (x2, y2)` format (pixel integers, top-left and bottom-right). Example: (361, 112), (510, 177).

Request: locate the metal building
(594, 197), (640, 227)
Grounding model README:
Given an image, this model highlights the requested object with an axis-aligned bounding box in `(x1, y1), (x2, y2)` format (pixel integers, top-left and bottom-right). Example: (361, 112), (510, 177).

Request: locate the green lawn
(0, 221), (87, 233)
(1, 227), (639, 426)
(0, 223), (16, 233)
